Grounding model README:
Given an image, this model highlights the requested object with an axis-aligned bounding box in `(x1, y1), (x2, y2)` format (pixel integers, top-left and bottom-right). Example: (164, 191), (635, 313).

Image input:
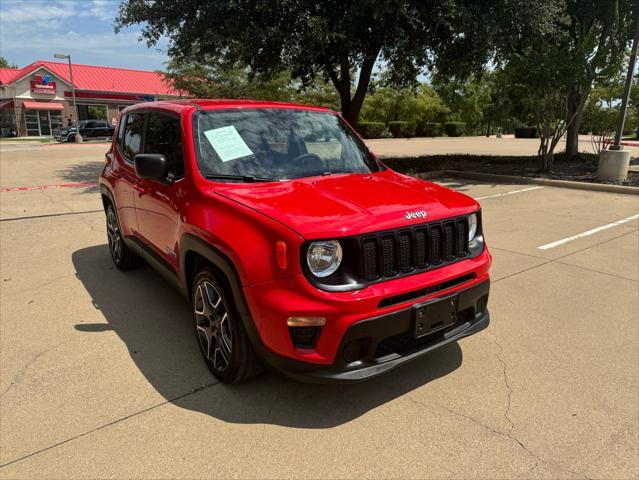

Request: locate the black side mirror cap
(134, 153), (169, 180)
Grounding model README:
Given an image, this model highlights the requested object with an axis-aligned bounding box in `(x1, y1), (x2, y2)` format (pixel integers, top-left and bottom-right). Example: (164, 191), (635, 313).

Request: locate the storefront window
(78, 104), (107, 121)
(24, 109), (63, 137)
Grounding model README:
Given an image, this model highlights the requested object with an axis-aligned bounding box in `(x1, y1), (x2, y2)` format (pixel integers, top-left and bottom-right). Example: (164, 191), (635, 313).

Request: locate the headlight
(468, 213), (478, 241)
(307, 240), (342, 277)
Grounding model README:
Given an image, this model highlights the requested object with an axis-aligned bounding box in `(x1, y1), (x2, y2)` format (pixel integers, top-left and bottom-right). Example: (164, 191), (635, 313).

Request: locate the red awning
(0, 99), (13, 109)
(23, 100), (64, 110)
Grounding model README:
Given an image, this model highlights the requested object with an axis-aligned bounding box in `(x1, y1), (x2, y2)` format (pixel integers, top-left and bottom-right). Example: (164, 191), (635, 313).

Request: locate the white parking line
(475, 186), (544, 200)
(537, 214), (639, 250)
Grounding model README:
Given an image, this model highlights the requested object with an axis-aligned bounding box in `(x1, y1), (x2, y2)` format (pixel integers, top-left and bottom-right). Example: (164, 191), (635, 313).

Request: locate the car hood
(213, 170), (479, 238)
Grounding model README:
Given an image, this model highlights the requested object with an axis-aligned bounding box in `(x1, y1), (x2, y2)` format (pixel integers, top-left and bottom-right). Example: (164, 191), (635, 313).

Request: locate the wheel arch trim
(179, 234), (250, 317)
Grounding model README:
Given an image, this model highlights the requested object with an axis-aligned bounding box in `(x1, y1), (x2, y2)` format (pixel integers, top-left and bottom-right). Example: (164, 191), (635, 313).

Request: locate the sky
(0, 0), (169, 71)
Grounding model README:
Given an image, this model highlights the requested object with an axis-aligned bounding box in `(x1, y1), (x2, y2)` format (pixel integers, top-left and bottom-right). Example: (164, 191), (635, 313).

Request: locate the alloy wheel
(106, 209), (122, 264)
(194, 280), (233, 371)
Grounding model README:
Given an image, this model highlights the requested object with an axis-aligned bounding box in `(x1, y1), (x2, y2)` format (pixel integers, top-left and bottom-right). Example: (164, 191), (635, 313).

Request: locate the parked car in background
(55, 120), (115, 142)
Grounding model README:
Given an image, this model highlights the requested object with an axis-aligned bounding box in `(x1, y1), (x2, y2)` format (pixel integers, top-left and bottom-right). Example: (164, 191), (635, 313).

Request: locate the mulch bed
(383, 153), (639, 187)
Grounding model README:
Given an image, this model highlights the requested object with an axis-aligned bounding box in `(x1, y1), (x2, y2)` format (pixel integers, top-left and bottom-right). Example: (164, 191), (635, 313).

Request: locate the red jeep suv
(99, 99), (491, 383)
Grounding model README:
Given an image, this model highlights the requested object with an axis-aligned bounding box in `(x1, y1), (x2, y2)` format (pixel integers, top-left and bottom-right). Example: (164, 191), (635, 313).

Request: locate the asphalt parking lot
(1, 143), (638, 479)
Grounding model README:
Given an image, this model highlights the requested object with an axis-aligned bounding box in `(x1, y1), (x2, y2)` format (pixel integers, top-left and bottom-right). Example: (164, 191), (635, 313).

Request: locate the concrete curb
(412, 170), (639, 195)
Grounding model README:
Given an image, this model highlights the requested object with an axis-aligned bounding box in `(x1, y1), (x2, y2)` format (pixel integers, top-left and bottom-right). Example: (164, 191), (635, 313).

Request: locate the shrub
(416, 121), (443, 137)
(514, 127), (538, 138)
(357, 121), (386, 139)
(388, 121), (417, 138)
(444, 122), (466, 137)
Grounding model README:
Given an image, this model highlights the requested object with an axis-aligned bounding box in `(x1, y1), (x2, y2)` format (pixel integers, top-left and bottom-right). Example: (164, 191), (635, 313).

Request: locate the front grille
(360, 218), (469, 282)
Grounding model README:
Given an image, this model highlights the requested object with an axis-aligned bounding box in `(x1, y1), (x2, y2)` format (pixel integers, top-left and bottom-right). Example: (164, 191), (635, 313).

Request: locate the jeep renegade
(99, 99), (491, 384)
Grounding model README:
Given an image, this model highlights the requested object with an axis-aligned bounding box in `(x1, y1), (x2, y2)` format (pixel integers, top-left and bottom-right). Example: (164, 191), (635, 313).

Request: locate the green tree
(164, 59), (295, 101)
(360, 83), (448, 125)
(556, 1), (635, 157)
(495, 0), (636, 170)
(432, 73), (493, 135)
(0, 56), (17, 68)
(116, 0), (504, 126)
(500, 19), (580, 171)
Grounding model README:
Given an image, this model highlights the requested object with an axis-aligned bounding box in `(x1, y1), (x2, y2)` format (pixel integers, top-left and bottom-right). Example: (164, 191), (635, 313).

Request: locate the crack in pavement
(405, 395), (591, 479)
(0, 381), (219, 469)
(0, 340), (71, 400)
(490, 331), (515, 433)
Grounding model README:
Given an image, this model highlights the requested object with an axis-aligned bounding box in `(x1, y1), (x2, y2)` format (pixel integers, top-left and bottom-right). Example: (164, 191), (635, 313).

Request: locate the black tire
(192, 267), (262, 383)
(105, 204), (140, 270)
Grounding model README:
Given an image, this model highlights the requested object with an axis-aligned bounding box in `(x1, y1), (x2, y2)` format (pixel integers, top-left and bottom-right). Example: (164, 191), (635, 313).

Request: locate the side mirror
(134, 153), (169, 181)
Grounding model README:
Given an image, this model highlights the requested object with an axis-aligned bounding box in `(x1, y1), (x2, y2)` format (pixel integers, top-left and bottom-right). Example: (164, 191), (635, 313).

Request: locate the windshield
(193, 108), (382, 181)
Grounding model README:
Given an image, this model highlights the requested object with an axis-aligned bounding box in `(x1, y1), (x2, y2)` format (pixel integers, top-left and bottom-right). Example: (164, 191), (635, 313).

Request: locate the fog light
(343, 340), (363, 363)
(287, 317), (326, 327)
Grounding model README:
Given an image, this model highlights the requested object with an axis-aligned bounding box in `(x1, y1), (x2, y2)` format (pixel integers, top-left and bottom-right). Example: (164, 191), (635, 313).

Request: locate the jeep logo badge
(405, 210), (427, 220)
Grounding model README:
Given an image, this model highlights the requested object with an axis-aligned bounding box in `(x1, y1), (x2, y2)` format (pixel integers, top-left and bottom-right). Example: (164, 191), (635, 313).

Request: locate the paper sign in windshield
(203, 126), (254, 162)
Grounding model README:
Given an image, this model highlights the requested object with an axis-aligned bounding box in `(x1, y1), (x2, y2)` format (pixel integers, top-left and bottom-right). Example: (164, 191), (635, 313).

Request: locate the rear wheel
(192, 267), (261, 383)
(106, 204), (140, 270)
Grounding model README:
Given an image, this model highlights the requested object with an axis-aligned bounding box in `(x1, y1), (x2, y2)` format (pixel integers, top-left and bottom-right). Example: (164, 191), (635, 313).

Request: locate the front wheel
(192, 268), (261, 383)
(106, 204), (140, 270)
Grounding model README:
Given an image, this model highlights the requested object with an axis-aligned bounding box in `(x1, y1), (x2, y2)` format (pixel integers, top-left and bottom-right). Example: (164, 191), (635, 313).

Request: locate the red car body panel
(99, 99), (491, 381)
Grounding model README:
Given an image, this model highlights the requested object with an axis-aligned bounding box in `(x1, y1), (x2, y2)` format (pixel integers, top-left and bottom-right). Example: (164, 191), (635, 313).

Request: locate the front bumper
(252, 279), (490, 383)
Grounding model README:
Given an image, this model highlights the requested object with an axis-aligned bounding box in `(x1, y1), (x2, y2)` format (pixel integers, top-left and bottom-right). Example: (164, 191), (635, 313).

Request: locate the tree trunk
(565, 109), (580, 158)
(565, 90), (587, 158)
(325, 49), (378, 129)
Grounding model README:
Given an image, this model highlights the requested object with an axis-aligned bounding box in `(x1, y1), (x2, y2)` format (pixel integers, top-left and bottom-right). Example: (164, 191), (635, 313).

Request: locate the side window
(122, 113), (145, 160)
(144, 112), (184, 178)
(117, 115), (126, 147)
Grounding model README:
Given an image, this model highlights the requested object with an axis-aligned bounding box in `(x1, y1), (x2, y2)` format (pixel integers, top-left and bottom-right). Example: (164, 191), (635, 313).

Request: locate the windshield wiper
(204, 174), (276, 183)
(322, 170), (355, 176)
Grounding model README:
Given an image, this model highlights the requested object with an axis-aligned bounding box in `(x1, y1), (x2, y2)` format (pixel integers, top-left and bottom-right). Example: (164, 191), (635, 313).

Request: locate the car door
(94, 120), (106, 137)
(134, 111), (185, 270)
(82, 121), (95, 138)
(112, 112), (145, 236)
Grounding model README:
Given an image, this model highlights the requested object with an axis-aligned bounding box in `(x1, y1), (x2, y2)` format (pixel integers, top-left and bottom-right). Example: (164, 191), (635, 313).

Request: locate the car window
(193, 108), (380, 181)
(123, 113), (144, 159)
(144, 112), (184, 178)
(85, 121), (95, 128)
(117, 115), (126, 147)
(96, 121), (107, 128)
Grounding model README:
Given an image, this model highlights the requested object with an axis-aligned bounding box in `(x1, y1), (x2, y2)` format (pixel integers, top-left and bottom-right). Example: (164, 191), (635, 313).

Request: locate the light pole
(54, 53), (82, 143)
(611, 16), (639, 150)
(597, 15), (639, 181)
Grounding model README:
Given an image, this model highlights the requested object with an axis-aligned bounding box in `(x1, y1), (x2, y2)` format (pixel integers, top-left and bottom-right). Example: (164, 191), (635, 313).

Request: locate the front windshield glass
(193, 108), (382, 181)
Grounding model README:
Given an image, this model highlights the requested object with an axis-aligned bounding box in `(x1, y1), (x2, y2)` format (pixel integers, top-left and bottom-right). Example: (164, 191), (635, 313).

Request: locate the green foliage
(432, 74), (492, 134)
(383, 152), (599, 174)
(416, 122), (443, 137)
(116, 0), (508, 125)
(388, 121), (416, 138)
(164, 59), (293, 101)
(581, 103), (618, 136)
(444, 122), (466, 137)
(0, 56), (17, 69)
(360, 83), (448, 125)
(357, 122), (386, 139)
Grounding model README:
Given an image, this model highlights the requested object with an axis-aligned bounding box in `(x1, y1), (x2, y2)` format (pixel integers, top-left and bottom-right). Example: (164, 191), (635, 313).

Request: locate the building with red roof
(0, 60), (182, 137)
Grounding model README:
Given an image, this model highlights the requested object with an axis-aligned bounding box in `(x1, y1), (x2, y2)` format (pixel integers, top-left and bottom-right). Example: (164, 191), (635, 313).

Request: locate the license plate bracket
(413, 294), (458, 338)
